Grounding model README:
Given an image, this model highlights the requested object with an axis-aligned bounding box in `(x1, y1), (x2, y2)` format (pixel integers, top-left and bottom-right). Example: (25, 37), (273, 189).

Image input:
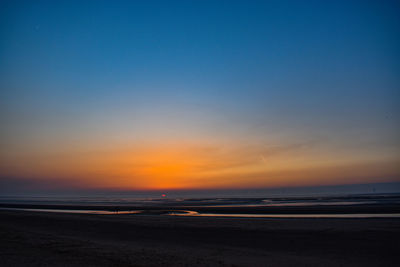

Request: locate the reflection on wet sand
(169, 211), (400, 218)
(2, 207), (400, 218)
(0, 208), (140, 215)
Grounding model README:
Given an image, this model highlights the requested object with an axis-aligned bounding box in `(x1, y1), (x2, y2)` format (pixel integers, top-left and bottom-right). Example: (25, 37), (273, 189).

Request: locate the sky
(0, 0), (399, 194)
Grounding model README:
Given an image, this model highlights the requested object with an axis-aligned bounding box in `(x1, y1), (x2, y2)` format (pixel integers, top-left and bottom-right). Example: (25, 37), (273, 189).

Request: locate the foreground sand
(0, 210), (399, 266)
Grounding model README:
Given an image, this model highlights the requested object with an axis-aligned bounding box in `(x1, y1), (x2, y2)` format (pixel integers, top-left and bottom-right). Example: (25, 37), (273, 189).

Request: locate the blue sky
(0, 0), (399, 192)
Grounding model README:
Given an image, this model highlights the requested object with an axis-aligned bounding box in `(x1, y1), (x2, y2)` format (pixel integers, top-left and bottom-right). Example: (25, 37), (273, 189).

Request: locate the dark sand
(0, 210), (399, 266)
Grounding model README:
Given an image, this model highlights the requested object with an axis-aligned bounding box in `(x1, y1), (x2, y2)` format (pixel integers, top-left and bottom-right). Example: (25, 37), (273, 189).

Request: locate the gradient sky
(0, 0), (399, 193)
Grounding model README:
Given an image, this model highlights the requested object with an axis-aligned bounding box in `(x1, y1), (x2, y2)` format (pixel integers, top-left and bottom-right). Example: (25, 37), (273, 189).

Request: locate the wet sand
(0, 209), (399, 266)
(1, 200), (400, 214)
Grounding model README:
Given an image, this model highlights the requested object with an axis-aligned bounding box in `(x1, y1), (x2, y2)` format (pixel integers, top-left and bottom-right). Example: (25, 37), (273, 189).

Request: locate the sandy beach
(1, 209), (399, 266)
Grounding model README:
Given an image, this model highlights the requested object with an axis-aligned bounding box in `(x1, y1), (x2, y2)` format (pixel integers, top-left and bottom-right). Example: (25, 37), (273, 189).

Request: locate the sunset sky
(0, 0), (399, 193)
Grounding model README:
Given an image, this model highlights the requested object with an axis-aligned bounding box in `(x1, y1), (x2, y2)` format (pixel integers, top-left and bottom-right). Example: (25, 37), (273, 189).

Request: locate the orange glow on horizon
(0, 141), (399, 191)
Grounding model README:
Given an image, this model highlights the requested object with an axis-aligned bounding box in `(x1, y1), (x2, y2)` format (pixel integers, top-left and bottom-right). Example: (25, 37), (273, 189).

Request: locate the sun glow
(1, 139), (399, 191)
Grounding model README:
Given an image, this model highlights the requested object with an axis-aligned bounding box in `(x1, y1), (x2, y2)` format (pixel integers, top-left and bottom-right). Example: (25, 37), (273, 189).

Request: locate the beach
(1, 209), (399, 266)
